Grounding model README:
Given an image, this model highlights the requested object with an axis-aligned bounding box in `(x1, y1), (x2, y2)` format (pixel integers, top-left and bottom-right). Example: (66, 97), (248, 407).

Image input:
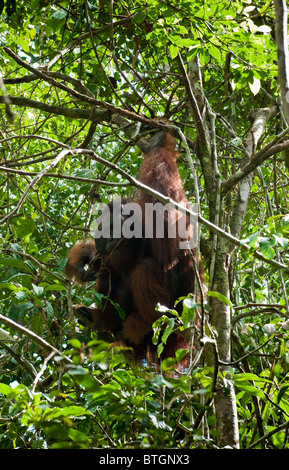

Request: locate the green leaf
(248, 231), (259, 247)
(207, 291), (233, 308)
(234, 373), (272, 383)
(68, 365), (101, 392)
(44, 284), (66, 292)
(16, 218), (35, 241)
(183, 297), (197, 309)
(19, 38), (29, 53)
(272, 234), (288, 249)
(0, 258), (33, 272)
(67, 428), (91, 445)
(133, 11), (147, 24)
(161, 317), (175, 343)
(257, 25), (271, 34)
(259, 240), (275, 259)
(0, 383), (12, 396)
(112, 369), (133, 386)
(32, 284), (44, 297)
(70, 338), (82, 349)
(209, 45), (221, 61)
(51, 10), (67, 20)
(169, 43), (179, 59)
(175, 348), (189, 363)
(55, 405), (89, 417)
(0, 282), (22, 291)
(161, 357), (176, 370)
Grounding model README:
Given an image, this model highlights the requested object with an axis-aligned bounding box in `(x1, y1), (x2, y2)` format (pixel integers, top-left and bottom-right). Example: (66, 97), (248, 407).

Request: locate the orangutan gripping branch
(65, 118), (200, 361)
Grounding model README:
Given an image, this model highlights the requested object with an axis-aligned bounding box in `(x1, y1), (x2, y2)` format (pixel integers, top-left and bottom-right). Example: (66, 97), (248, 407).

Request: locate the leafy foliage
(0, 0), (289, 450)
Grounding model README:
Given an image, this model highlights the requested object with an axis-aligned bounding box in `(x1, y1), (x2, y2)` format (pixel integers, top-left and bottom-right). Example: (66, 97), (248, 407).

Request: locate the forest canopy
(0, 0), (289, 450)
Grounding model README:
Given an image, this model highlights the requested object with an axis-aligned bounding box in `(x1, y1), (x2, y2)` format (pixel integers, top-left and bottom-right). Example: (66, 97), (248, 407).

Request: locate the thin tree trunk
(211, 107), (276, 447)
(185, 52), (278, 448)
(210, 239), (240, 448)
(274, 0), (289, 124)
(184, 55), (240, 448)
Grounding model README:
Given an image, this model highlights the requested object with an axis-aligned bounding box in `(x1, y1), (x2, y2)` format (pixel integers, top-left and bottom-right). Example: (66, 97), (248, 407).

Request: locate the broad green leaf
(44, 284), (66, 291)
(19, 38), (29, 52)
(0, 383), (12, 395)
(169, 44), (179, 59)
(51, 9), (67, 20)
(260, 240), (275, 259)
(208, 291), (233, 308)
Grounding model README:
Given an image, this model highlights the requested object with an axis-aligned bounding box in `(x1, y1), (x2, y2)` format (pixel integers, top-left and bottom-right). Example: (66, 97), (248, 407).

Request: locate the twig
(3, 47), (171, 132)
(0, 166), (128, 187)
(232, 306), (287, 326)
(0, 314), (72, 365)
(0, 149), (70, 225)
(248, 421), (289, 449)
(31, 351), (57, 394)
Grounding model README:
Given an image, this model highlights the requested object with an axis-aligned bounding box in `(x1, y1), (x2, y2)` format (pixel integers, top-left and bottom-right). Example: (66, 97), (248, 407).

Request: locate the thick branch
(4, 146), (288, 273)
(274, 0), (289, 124)
(3, 47), (171, 132)
(0, 165), (128, 187)
(0, 95), (110, 122)
(4, 70), (94, 97)
(222, 108), (288, 194)
(230, 107), (276, 238)
(178, 54), (215, 214)
(222, 138), (289, 193)
(177, 53), (208, 146)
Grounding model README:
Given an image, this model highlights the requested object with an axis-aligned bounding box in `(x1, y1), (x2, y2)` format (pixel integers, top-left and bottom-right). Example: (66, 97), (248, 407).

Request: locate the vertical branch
(205, 99), (221, 293)
(168, 124), (201, 279)
(182, 54), (240, 449)
(274, 0), (289, 124)
(0, 75), (14, 122)
(66, 281), (76, 338)
(229, 108), (276, 239)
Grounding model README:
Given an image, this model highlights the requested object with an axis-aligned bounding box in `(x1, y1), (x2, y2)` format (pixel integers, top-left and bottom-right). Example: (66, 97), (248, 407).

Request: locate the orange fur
(65, 119), (200, 363)
(65, 240), (99, 285)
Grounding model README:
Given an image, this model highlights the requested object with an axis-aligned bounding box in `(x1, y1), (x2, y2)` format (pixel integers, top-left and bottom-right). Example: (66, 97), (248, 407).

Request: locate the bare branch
(3, 47), (169, 130)
(222, 107), (282, 194)
(0, 149), (70, 225)
(274, 0), (289, 124)
(0, 166), (129, 186)
(0, 94), (110, 122)
(230, 107), (277, 238)
(0, 314), (72, 365)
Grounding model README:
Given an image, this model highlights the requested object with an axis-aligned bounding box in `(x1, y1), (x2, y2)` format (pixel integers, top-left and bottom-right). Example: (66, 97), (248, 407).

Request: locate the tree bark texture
(185, 56), (240, 448)
(211, 106), (276, 447)
(186, 52), (279, 448)
(210, 239), (240, 448)
(274, 0), (289, 124)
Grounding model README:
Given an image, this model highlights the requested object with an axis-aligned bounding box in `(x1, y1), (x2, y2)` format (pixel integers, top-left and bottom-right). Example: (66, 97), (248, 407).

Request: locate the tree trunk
(210, 242), (240, 448)
(210, 107), (276, 448)
(274, 0), (289, 124)
(184, 56), (240, 448)
(184, 52), (278, 448)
